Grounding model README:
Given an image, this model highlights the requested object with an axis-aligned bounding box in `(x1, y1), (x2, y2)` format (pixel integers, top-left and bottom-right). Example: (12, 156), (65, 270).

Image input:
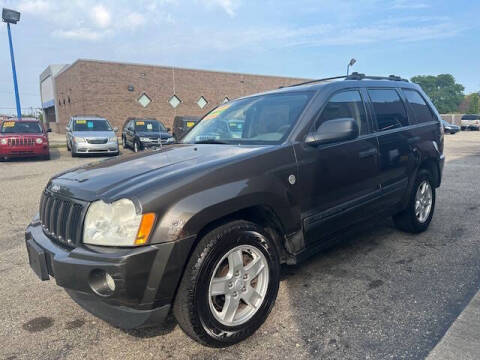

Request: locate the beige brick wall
(53, 60), (309, 134)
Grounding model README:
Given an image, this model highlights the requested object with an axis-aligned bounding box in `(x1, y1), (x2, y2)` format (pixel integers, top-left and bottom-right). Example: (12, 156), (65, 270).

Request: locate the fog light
(89, 269), (116, 297)
(105, 273), (115, 291)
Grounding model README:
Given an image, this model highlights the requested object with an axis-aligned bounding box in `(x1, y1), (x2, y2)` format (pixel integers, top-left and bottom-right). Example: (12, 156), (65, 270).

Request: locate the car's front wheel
(173, 220), (280, 347)
(133, 141), (140, 153)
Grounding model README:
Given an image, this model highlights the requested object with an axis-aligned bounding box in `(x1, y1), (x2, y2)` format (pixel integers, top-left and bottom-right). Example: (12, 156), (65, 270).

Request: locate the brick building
(40, 59), (308, 134)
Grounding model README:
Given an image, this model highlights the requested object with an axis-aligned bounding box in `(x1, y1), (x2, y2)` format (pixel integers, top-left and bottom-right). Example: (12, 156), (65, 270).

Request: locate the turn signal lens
(135, 213), (156, 245)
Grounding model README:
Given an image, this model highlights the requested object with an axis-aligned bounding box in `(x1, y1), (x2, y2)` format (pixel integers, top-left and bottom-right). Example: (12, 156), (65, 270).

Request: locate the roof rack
(346, 72), (409, 82)
(281, 72), (408, 88)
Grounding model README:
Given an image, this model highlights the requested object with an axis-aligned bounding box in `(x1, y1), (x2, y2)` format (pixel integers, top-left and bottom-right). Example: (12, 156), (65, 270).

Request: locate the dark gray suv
(25, 73), (444, 347)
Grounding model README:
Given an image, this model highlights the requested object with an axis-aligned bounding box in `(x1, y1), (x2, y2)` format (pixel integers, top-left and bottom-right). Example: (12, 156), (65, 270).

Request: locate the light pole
(346, 58), (356, 77)
(2, 8), (22, 119)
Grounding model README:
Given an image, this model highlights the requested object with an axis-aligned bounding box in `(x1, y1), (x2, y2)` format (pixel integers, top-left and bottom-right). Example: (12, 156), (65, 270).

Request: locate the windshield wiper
(193, 139), (228, 144)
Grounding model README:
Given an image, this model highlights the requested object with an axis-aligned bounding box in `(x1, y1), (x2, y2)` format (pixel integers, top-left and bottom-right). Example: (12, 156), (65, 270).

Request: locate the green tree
(467, 93), (480, 114)
(410, 74), (465, 113)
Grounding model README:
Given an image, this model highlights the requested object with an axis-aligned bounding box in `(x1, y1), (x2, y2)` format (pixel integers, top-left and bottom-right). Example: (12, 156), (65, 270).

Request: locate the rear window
(1, 121), (42, 134)
(403, 89), (436, 124)
(73, 119), (112, 131)
(368, 89), (409, 131)
(462, 114), (480, 120)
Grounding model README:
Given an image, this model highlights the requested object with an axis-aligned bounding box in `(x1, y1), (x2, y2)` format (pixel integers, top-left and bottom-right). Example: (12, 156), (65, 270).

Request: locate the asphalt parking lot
(1, 132), (479, 360)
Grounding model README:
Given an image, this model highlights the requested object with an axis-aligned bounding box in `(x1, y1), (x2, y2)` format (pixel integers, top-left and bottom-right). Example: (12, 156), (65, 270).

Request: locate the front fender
(151, 178), (300, 244)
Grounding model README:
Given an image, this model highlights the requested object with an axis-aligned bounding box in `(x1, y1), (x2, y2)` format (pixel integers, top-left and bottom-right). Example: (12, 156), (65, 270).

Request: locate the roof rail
(346, 72), (409, 82)
(280, 75), (347, 88)
(280, 72), (409, 89)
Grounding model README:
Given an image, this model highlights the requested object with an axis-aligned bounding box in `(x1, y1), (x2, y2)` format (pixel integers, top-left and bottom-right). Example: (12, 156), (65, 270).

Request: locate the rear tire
(122, 136), (128, 149)
(173, 220), (280, 347)
(393, 169), (435, 233)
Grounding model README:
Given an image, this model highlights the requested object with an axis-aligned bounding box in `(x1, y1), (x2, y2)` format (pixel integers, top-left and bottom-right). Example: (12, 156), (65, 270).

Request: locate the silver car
(66, 116), (119, 157)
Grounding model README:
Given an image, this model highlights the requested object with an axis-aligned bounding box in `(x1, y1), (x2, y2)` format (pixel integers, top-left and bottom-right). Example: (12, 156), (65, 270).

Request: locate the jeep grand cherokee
(25, 73), (444, 347)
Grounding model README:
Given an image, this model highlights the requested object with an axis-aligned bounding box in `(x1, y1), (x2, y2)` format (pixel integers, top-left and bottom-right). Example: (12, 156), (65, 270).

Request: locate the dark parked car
(122, 118), (174, 152)
(172, 115), (199, 140)
(0, 118), (50, 160)
(441, 119), (460, 134)
(25, 73), (444, 347)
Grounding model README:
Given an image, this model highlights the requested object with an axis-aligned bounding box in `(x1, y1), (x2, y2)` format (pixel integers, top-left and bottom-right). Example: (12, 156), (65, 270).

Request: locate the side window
(314, 90), (369, 135)
(368, 89), (409, 131)
(403, 89), (436, 124)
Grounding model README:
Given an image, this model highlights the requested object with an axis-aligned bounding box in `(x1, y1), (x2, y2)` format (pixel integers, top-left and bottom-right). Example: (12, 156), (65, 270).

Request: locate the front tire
(173, 220), (280, 347)
(393, 169), (435, 233)
(133, 141), (140, 153)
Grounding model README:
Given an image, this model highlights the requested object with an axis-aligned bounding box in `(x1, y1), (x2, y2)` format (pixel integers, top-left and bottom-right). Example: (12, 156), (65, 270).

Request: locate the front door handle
(359, 148), (378, 159)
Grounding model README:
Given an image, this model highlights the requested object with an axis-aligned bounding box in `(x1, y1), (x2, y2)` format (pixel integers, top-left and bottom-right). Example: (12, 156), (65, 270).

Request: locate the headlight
(0, 138), (7, 145)
(139, 137), (150, 142)
(83, 199), (156, 247)
(35, 138), (43, 144)
(74, 137), (86, 143)
(109, 136), (117, 142)
(166, 137), (174, 143)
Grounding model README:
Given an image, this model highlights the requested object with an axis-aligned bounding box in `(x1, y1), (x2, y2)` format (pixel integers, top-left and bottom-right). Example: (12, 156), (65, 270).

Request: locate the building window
(63, 99), (65, 105)
(137, 93), (152, 108)
(197, 96), (208, 109)
(58, 99), (61, 106)
(223, 97), (230, 103)
(169, 94), (181, 108)
(68, 97), (71, 104)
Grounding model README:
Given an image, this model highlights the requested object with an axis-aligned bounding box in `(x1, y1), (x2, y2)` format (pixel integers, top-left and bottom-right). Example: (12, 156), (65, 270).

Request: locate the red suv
(0, 118), (51, 160)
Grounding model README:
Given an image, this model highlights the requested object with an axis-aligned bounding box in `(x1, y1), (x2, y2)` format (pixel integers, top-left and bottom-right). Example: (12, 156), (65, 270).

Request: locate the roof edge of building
(56, 58), (311, 82)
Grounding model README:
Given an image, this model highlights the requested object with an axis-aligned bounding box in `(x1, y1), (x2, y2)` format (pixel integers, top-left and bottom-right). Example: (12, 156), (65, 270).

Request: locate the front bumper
(25, 218), (195, 329)
(74, 141), (119, 154)
(0, 144), (49, 158)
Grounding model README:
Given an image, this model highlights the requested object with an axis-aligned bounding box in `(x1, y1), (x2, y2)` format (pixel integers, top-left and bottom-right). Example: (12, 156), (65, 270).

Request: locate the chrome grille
(39, 191), (85, 246)
(86, 138), (107, 144)
(8, 137), (35, 146)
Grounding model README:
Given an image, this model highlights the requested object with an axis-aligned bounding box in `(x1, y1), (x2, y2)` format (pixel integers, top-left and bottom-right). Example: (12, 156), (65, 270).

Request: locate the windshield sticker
(87, 121), (93, 128)
(204, 104), (230, 121)
(76, 120), (86, 124)
(146, 123), (152, 130)
(186, 121), (195, 128)
(136, 121), (145, 126)
(2, 121), (15, 127)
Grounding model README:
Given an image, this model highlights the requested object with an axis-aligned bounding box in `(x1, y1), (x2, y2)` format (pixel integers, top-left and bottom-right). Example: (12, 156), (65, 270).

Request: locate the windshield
(1, 121), (42, 134)
(181, 92), (313, 145)
(73, 119), (112, 131)
(134, 120), (165, 132)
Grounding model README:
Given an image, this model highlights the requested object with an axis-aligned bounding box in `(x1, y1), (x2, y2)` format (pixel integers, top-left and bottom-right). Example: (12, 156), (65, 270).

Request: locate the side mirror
(66, 127), (70, 132)
(113, 127), (118, 132)
(305, 118), (359, 146)
(47, 128), (52, 133)
(166, 127), (171, 132)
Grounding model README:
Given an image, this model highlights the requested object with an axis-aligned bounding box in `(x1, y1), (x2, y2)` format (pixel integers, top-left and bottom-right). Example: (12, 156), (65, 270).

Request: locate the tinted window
(134, 120), (166, 132)
(1, 121), (42, 134)
(403, 89), (435, 124)
(368, 89), (408, 131)
(181, 92), (313, 145)
(462, 114), (480, 120)
(73, 119), (112, 131)
(315, 90), (368, 135)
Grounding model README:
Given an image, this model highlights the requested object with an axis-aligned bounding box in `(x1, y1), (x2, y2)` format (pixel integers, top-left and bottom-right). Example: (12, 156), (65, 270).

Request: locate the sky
(0, 0), (479, 114)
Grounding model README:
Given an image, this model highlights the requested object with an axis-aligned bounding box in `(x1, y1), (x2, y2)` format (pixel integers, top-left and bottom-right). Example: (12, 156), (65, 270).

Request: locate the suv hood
(51, 144), (267, 201)
(136, 131), (171, 139)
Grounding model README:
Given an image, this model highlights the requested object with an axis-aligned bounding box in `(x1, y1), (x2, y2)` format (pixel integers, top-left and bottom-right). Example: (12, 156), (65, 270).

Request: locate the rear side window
(462, 114), (480, 120)
(315, 90), (369, 135)
(368, 89), (408, 131)
(403, 89), (436, 124)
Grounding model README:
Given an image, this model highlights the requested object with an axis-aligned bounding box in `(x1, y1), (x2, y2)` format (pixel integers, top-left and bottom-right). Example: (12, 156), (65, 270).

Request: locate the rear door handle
(359, 148), (378, 159)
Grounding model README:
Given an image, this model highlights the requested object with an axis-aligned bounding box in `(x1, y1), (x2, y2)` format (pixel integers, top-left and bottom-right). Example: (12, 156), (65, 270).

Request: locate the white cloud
(199, 0), (242, 17)
(53, 28), (108, 41)
(392, 0), (430, 9)
(18, 0), (51, 14)
(90, 5), (112, 29)
(125, 13), (145, 28)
